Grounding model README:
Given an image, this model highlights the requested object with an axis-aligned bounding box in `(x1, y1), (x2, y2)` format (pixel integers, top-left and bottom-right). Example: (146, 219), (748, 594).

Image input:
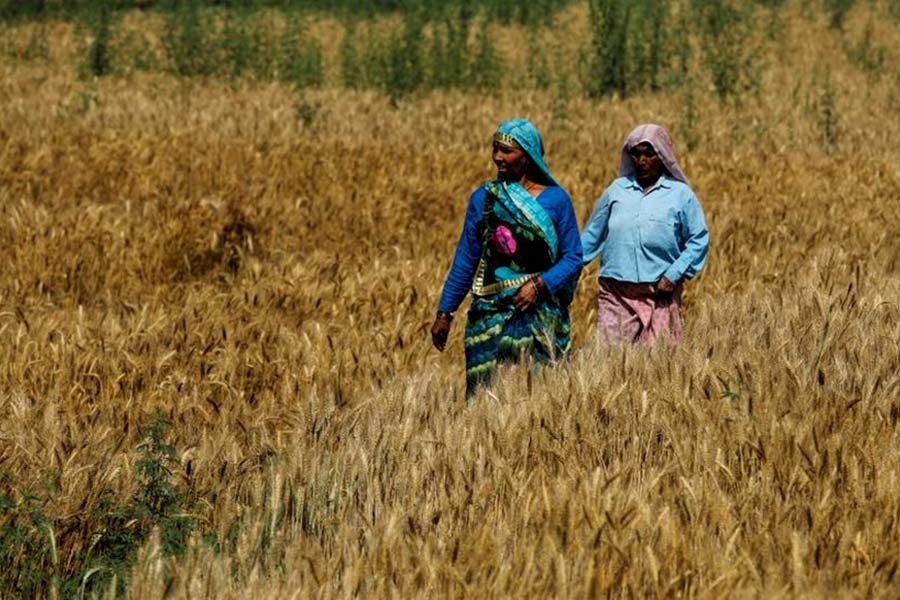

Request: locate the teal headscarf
(495, 118), (559, 187)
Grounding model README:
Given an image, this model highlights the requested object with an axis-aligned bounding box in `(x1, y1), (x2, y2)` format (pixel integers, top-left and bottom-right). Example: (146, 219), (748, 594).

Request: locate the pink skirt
(596, 278), (683, 344)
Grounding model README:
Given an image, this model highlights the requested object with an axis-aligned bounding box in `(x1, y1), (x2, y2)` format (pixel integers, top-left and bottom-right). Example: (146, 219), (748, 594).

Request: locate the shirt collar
(626, 174), (673, 193)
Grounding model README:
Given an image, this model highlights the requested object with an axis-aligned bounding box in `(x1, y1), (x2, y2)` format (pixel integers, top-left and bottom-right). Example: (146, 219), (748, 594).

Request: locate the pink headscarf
(618, 124), (688, 184)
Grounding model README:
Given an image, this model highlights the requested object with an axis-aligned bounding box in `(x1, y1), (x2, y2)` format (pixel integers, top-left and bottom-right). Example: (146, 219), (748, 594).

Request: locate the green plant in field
(477, 0), (564, 26)
(0, 0), (48, 22)
(78, 412), (199, 595)
(218, 9), (255, 79)
(664, 6), (693, 89)
(818, 70), (840, 151)
(279, 13), (324, 88)
(825, 0), (856, 29)
(0, 414), (201, 597)
(74, 414), (193, 595)
(344, 7), (498, 100)
(889, 0), (900, 22)
(585, 0), (672, 98)
(2, 0), (572, 25)
(339, 21), (364, 89)
(681, 79), (701, 152)
(845, 19), (885, 75)
(526, 23), (551, 90)
(551, 70), (572, 127)
(21, 24), (50, 60)
(0, 486), (56, 598)
(384, 10), (425, 102)
(133, 413), (197, 556)
(631, 0), (668, 93)
(295, 97), (319, 128)
(694, 0), (762, 100)
(162, 0), (216, 77)
(585, 0), (629, 98)
(118, 29), (159, 72)
(426, 6), (470, 90)
(249, 13), (281, 81)
(468, 17), (499, 92)
(762, 2), (788, 43)
(83, 0), (114, 77)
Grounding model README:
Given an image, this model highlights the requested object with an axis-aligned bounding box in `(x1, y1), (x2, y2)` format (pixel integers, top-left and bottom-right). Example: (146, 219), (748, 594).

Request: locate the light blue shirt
(581, 175), (709, 283)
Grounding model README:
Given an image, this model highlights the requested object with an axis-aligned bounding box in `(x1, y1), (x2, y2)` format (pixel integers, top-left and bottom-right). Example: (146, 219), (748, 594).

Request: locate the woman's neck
(637, 175), (661, 193)
(519, 176), (546, 198)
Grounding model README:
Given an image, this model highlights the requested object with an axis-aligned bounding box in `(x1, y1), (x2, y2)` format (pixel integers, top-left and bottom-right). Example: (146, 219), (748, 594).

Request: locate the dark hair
(525, 153), (554, 186)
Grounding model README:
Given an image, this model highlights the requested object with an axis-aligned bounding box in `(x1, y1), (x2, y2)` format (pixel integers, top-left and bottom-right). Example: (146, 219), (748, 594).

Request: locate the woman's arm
(437, 189), (485, 313)
(662, 189), (709, 283)
(539, 190), (583, 296)
(580, 190), (611, 265)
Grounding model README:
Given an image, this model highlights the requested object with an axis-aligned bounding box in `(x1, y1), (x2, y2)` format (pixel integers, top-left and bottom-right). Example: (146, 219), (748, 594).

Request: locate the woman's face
(629, 142), (664, 186)
(492, 141), (530, 181)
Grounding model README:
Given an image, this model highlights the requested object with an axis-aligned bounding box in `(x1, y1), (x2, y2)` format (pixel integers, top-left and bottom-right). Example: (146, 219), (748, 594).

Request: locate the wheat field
(1, 2), (900, 597)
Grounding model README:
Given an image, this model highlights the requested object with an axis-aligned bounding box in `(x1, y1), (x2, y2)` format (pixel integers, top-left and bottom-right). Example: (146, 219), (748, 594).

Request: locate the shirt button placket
(635, 195), (644, 281)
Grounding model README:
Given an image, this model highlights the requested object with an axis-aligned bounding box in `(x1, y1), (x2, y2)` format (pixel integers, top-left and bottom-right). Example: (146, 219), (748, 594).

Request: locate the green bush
(83, 0), (114, 76)
(693, 0), (762, 100)
(162, 0), (217, 77)
(279, 12), (324, 87)
(584, 0), (628, 98)
(818, 69), (839, 150)
(825, 0), (855, 29)
(0, 0), (571, 24)
(427, 7), (469, 90)
(218, 9), (256, 78)
(0, 413), (201, 598)
(468, 17), (499, 92)
(385, 9), (425, 100)
(844, 19), (885, 75)
(340, 7), (500, 100)
(0, 486), (56, 598)
(339, 21), (364, 88)
(585, 0), (672, 99)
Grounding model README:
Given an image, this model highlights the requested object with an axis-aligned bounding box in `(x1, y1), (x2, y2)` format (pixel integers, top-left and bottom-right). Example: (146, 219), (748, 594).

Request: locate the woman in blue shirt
(431, 118), (583, 394)
(581, 124), (708, 343)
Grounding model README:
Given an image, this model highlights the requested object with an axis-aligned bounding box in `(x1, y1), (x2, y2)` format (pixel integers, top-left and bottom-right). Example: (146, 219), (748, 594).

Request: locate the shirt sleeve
(662, 189), (709, 283)
(580, 190), (611, 265)
(540, 189), (584, 296)
(437, 189), (484, 313)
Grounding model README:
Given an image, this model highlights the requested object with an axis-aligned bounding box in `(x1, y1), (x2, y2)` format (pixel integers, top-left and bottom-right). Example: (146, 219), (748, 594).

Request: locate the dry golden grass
(1, 3), (900, 597)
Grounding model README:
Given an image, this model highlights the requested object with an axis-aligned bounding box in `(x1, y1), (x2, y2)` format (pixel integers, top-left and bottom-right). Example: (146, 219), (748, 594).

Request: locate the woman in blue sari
(431, 118), (583, 395)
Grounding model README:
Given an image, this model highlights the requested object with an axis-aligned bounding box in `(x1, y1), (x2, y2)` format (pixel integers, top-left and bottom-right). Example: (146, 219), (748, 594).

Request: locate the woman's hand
(655, 276), (676, 295)
(513, 277), (545, 312)
(431, 314), (452, 351)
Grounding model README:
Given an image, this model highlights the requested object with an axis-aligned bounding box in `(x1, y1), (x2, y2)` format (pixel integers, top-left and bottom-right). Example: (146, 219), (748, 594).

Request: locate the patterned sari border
(470, 180), (558, 298)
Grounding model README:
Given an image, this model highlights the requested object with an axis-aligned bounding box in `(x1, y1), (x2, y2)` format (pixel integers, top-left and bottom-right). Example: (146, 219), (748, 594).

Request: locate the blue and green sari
(464, 178), (575, 393)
